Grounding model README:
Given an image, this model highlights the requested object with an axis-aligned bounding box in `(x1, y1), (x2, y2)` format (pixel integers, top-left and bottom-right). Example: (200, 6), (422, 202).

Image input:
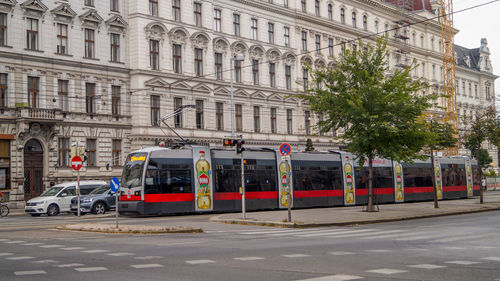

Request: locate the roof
(382, 0), (433, 12)
(454, 44), (481, 71)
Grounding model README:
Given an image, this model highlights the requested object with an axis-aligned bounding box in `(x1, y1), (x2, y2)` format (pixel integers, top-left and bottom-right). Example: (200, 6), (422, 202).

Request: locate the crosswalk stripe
(57, 263), (85, 268)
(131, 264), (164, 269)
(14, 270), (46, 276)
(297, 229), (377, 238)
(434, 233), (493, 243)
(360, 230), (440, 240)
(281, 254), (311, 258)
(482, 257), (500, 262)
(294, 274), (363, 281)
(324, 229), (404, 239)
(240, 229), (322, 235)
(234, 256), (265, 261)
(75, 267), (107, 272)
(82, 250), (109, 253)
(6, 256), (35, 260)
(39, 245), (64, 248)
(107, 252), (133, 256)
(0, 253), (13, 256)
(61, 247), (85, 251)
(185, 259), (215, 264)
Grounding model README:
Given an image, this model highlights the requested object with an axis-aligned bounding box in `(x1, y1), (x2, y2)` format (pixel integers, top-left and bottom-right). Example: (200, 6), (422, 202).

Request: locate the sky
(453, 0), (500, 96)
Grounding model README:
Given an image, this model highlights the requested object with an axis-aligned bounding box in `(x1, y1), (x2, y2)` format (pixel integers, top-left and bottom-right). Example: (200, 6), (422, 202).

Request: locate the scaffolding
(392, 0), (414, 69)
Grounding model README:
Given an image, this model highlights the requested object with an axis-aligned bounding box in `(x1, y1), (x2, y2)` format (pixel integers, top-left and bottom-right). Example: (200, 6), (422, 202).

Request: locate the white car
(25, 181), (106, 216)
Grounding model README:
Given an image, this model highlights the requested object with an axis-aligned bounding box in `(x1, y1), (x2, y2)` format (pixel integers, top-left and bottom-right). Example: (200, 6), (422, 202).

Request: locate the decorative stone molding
(0, 0), (17, 13)
(266, 48), (281, 62)
(300, 55), (313, 66)
(190, 32), (210, 49)
(314, 58), (326, 68)
(213, 37), (229, 54)
(21, 0), (48, 18)
(144, 77), (170, 89)
(50, 3), (76, 23)
(79, 9), (103, 29)
(282, 52), (296, 65)
(230, 41), (248, 57)
(106, 14), (127, 33)
(144, 22), (167, 42)
(168, 27), (189, 45)
(248, 45), (264, 60)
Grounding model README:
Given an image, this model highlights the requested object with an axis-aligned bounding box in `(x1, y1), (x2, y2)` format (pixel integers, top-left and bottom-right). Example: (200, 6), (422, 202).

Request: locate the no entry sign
(71, 155), (83, 171)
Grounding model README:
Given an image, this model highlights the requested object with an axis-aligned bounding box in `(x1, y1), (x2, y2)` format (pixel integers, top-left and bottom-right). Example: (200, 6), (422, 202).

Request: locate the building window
(235, 104), (242, 132)
(233, 14), (240, 36)
(469, 82), (472, 97)
(253, 106), (260, 133)
(268, 23), (274, 44)
(151, 95), (160, 126)
(475, 84), (478, 98)
(173, 44), (182, 73)
(112, 139), (121, 166)
(85, 0), (94, 6)
(110, 33), (120, 62)
(58, 138), (69, 167)
(486, 83), (491, 100)
(251, 19), (258, 40)
(56, 24), (67, 55)
(269, 63), (276, 88)
(352, 12), (357, 27)
(235, 59), (242, 83)
(214, 9), (221, 32)
(318, 114), (324, 136)
(363, 15), (367, 30)
(86, 139), (96, 167)
(315, 0), (320, 16)
(110, 0), (119, 12)
(421, 62), (425, 77)
(58, 80), (68, 111)
(287, 109), (293, 134)
(328, 38), (333, 56)
(150, 0), (158, 16)
(301, 0), (306, 12)
(194, 48), (203, 76)
(27, 76), (39, 108)
(150, 40), (159, 70)
(194, 3), (202, 27)
(302, 67), (308, 91)
(112, 85), (120, 116)
(252, 59), (259, 85)
(174, 97), (183, 128)
(340, 8), (345, 24)
(284, 0), (288, 8)
(172, 0), (181, 21)
(326, 4), (333, 21)
(284, 27), (290, 47)
(315, 35), (321, 54)
(216, 102), (224, 131)
(375, 20), (379, 33)
(432, 64), (436, 80)
(84, 29), (95, 58)
(26, 18), (38, 50)
(196, 99), (204, 129)
(0, 73), (6, 107)
(285, 65), (291, 90)
(270, 108), (277, 133)
(420, 35), (424, 48)
(462, 81), (465, 96)
(430, 38), (434, 51)
(85, 83), (95, 114)
(305, 110), (311, 135)
(0, 13), (6, 46)
(215, 52), (223, 80)
(301, 31), (307, 51)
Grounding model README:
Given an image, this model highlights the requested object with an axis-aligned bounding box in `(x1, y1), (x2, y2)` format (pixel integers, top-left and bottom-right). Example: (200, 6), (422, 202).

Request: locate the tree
(305, 138), (315, 152)
(462, 106), (499, 203)
(300, 38), (437, 212)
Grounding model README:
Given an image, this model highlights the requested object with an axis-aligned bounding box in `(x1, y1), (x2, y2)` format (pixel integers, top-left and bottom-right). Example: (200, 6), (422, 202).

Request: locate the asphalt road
(1, 211), (500, 281)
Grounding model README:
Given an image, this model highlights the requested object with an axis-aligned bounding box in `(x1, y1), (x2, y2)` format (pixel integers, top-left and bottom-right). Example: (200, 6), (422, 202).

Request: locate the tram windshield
(122, 153), (148, 189)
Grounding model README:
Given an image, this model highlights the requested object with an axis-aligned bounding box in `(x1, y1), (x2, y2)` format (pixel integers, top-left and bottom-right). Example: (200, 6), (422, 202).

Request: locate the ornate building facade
(0, 0), (496, 207)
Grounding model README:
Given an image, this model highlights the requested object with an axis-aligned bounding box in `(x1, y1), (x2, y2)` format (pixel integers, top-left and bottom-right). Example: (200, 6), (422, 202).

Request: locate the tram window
(293, 164), (342, 191)
(215, 165), (240, 193)
(442, 164), (465, 187)
(245, 165), (276, 192)
(145, 164), (192, 194)
(472, 165), (481, 186)
(402, 165), (433, 187)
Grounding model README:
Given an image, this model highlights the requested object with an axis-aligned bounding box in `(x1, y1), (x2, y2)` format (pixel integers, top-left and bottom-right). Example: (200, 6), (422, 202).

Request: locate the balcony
(16, 107), (63, 122)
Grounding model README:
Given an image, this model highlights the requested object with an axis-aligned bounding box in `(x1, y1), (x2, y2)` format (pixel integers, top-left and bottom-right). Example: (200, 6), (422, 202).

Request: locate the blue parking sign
(110, 177), (120, 192)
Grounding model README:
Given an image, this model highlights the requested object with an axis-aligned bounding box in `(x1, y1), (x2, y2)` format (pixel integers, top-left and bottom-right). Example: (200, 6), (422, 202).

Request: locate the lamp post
(230, 54), (245, 137)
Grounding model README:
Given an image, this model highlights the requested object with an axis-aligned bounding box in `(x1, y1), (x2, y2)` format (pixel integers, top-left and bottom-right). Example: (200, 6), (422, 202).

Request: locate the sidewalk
(210, 192), (500, 228)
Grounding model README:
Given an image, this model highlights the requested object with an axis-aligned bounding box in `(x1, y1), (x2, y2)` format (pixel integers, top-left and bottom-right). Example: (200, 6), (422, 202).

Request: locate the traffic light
(236, 139), (245, 154)
(223, 138), (235, 146)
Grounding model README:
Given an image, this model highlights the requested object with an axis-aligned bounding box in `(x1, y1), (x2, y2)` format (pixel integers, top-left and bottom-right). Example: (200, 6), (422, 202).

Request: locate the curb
(210, 206), (500, 228)
(55, 224), (204, 234)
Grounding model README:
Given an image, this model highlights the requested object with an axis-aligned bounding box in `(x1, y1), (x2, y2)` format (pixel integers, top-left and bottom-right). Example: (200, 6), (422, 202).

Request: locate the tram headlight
(134, 191), (141, 196)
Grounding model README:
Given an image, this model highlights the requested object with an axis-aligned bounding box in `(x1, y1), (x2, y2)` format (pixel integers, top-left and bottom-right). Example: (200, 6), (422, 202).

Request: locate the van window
(62, 186), (76, 196)
(80, 184), (102, 195)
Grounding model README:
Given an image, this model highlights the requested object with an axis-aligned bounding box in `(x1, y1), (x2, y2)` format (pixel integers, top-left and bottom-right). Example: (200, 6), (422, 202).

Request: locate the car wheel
(30, 214), (41, 217)
(92, 202), (106, 215)
(47, 204), (59, 216)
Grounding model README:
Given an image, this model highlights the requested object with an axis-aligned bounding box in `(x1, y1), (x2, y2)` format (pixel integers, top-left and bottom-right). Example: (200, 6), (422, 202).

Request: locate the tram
(118, 146), (480, 215)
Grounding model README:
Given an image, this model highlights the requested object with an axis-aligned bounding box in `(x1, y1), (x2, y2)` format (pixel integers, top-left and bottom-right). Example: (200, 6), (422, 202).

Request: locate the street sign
(281, 155), (290, 161)
(71, 156), (83, 171)
(110, 177), (120, 192)
(279, 143), (291, 156)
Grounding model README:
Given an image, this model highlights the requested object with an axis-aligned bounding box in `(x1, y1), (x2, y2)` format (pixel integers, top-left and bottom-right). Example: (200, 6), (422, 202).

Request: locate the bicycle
(0, 203), (9, 217)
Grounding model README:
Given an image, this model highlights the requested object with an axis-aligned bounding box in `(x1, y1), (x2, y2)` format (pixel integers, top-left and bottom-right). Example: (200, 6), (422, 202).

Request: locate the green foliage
(426, 120), (457, 151)
(305, 138), (315, 152)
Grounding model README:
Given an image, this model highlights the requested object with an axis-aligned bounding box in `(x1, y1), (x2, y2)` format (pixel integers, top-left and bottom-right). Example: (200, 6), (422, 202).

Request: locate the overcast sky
(453, 0), (500, 95)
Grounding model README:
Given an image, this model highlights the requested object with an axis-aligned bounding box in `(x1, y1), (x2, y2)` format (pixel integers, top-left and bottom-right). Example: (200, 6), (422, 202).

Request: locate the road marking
(82, 249), (109, 253)
(0, 239), (9, 241)
(328, 251), (355, 256)
(14, 270), (46, 276)
(33, 259), (58, 264)
(324, 229), (404, 239)
(39, 244), (64, 248)
(61, 247), (85, 251)
(131, 264), (164, 269)
(478, 246), (497, 249)
(240, 229), (315, 235)
(366, 249), (391, 253)
(408, 264), (447, 269)
(4, 240), (25, 244)
(294, 274), (363, 281)
(482, 257), (500, 262)
(281, 254), (311, 258)
(435, 233), (493, 243)
(6, 256), (35, 260)
(233, 256), (265, 261)
(185, 259), (215, 264)
(75, 267), (108, 272)
(57, 263), (84, 268)
(22, 243), (43, 246)
(0, 253), (13, 256)
(107, 252), (133, 256)
(297, 229), (377, 238)
(441, 246), (465, 250)
(366, 268), (408, 275)
(135, 256), (163, 260)
(445, 261), (480, 265)
(360, 230), (435, 240)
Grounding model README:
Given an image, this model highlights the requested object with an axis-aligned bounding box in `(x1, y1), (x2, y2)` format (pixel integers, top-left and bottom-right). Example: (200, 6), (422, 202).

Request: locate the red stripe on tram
(120, 195), (141, 201)
(293, 190), (343, 198)
(144, 193), (195, 203)
(354, 188), (394, 196)
(214, 192), (278, 201)
(473, 184), (480, 190)
(443, 185), (467, 192)
(404, 186), (435, 193)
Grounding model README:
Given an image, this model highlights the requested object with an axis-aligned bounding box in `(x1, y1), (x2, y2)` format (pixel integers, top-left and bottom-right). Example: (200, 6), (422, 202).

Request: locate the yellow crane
(439, 0), (459, 155)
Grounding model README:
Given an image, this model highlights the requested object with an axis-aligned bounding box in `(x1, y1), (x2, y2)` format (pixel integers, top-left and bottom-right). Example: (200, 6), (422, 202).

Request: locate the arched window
(340, 8), (345, 24)
(328, 4), (333, 21)
(363, 15), (367, 30)
(352, 12), (356, 28)
(315, 0), (320, 16)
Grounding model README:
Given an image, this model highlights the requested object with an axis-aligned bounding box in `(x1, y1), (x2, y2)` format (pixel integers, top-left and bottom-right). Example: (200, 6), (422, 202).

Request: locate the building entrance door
(24, 139), (43, 201)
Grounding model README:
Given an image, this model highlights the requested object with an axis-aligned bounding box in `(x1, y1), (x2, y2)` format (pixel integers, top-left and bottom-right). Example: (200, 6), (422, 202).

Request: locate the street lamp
(230, 54), (245, 137)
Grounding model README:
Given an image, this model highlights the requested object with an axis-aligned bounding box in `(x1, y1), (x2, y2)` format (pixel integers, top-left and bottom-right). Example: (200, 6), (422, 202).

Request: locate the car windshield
(122, 153), (148, 189)
(40, 186), (64, 197)
(89, 185), (109, 195)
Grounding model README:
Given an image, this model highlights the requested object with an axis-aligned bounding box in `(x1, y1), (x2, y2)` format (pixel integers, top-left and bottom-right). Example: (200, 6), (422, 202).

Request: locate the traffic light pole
(76, 143), (81, 218)
(241, 150), (246, 220)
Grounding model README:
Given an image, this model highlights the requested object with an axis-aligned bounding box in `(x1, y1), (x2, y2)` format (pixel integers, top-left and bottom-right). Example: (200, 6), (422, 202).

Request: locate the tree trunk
(430, 146), (439, 208)
(367, 157), (376, 212)
(477, 145), (483, 204)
